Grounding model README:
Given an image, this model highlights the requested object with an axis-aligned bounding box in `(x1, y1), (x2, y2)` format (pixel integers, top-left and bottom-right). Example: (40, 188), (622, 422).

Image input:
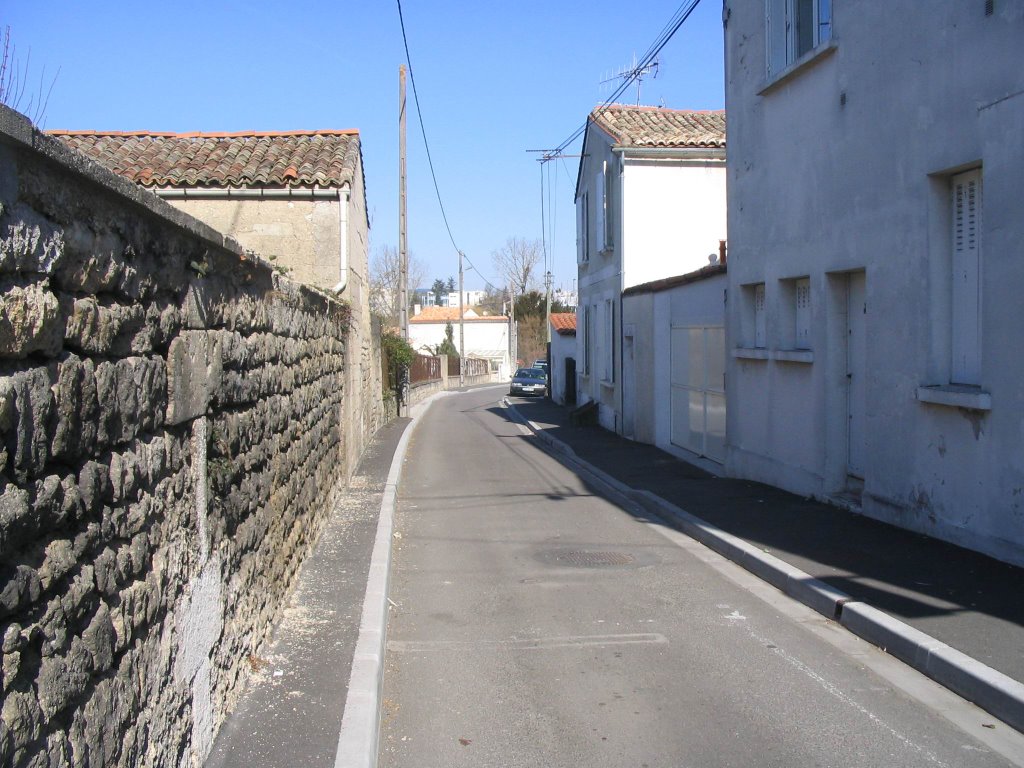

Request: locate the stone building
(50, 128), (381, 472)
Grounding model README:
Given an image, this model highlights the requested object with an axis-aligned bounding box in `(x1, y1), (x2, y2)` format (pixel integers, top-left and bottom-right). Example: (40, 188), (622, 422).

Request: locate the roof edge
(46, 129), (360, 138)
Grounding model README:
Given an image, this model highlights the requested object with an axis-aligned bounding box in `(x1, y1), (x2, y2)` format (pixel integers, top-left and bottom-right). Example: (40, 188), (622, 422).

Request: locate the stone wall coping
(0, 104), (343, 314)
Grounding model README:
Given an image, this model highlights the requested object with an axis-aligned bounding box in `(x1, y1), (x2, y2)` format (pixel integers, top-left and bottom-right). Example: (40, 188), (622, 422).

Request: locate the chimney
(719, 239), (727, 265)
(413, 303), (421, 316)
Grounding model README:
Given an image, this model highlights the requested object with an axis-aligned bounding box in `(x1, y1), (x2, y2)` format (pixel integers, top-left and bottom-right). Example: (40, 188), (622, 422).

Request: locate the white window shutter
(951, 169), (982, 385)
(595, 166), (606, 253)
(766, 0), (789, 75)
(754, 283), (767, 348)
(576, 197), (584, 264)
(795, 277), (811, 349)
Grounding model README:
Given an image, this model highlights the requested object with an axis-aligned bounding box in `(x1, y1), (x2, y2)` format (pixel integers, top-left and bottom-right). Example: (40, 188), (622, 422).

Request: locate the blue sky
(4, 1), (724, 292)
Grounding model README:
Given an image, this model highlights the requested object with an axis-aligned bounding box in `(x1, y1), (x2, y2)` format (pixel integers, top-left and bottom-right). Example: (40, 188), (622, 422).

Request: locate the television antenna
(601, 53), (660, 106)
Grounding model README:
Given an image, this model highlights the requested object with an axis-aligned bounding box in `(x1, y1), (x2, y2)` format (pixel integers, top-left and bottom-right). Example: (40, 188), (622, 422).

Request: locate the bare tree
(369, 244), (427, 327)
(0, 27), (60, 126)
(491, 237), (543, 297)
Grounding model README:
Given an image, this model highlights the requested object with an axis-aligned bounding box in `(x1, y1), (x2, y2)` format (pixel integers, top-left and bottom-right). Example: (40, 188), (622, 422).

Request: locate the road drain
(541, 550), (636, 567)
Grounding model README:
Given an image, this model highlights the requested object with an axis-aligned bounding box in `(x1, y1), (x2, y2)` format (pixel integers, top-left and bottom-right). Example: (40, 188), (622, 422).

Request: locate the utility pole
(458, 250), (465, 388)
(544, 270), (553, 344)
(398, 65), (408, 342)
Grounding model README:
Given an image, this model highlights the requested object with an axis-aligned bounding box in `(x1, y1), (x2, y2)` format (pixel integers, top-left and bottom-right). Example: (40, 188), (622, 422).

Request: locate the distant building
(408, 306), (512, 380)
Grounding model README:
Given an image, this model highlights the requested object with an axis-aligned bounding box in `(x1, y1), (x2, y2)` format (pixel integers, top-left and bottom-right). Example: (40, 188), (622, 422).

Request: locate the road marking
(743, 622), (950, 767)
(388, 633), (668, 652)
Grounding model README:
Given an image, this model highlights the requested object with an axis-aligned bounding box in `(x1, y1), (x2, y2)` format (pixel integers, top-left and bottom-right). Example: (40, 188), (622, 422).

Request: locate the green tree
(431, 278), (448, 305)
(428, 322), (460, 357)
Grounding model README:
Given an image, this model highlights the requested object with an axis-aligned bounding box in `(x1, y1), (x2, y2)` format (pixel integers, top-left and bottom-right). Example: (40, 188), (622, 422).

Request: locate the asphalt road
(378, 388), (1022, 768)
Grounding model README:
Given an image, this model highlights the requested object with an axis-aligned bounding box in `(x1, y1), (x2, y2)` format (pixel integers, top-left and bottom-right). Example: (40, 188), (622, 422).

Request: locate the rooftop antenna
(600, 53), (659, 106)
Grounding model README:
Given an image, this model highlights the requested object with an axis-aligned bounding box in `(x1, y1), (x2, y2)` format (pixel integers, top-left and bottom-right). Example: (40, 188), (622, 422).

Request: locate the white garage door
(670, 325), (726, 463)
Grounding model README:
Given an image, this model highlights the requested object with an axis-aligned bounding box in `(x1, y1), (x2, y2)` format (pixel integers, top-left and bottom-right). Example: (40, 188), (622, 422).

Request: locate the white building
(622, 263), (727, 467)
(724, 1), (1024, 564)
(408, 306), (512, 379)
(548, 313), (577, 405)
(575, 104), (727, 432)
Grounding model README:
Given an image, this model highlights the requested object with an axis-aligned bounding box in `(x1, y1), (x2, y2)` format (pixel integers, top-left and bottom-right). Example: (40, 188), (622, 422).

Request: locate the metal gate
(670, 325), (726, 463)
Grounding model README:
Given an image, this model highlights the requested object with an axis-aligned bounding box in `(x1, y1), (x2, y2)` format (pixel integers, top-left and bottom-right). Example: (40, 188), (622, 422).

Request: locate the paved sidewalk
(507, 396), (1024, 733)
(206, 417), (410, 768)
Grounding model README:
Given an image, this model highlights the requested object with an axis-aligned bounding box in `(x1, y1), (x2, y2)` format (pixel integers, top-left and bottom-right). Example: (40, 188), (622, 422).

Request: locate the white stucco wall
(725, 2), (1024, 564)
(624, 270), (727, 461)
(622, 159), (727, 289)
(407, 320), (511, 377)
(549, 330), (576, 405)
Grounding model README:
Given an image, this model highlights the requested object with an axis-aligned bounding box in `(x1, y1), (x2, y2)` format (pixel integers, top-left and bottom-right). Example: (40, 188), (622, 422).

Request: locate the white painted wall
(576, 123), (727, 435)
(725, 1), (1024, 564)
(549, 330), (576, 405)
(407, 320), (510, 378)
(623, 270), (727, 463)
(622, 159), (727, 289)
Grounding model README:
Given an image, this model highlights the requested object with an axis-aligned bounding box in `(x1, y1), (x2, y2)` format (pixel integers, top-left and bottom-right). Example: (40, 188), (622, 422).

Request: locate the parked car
(533, 359), (549, 372)
(509, 367), (548, 397)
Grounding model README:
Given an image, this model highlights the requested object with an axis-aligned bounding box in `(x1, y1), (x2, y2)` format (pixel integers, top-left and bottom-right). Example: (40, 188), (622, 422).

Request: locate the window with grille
(754, 283), (767, 348)
(951, 169), (982, 385)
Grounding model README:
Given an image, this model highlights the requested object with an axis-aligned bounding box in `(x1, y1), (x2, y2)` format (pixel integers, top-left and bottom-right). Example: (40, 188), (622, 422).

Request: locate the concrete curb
(506, 402), (1024, 734)
(333, 392), (449, 768)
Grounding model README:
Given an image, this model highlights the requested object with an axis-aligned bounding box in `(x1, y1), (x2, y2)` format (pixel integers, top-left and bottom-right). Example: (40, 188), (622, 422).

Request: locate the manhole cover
(547, 550), (635, 567)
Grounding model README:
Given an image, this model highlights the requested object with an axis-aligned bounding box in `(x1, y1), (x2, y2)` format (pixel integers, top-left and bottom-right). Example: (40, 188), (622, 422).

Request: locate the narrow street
(378, 387), (1019, 768)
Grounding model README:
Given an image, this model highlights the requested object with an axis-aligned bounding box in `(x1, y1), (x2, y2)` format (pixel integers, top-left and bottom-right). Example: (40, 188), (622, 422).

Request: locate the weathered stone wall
(0, 106), (378, 766)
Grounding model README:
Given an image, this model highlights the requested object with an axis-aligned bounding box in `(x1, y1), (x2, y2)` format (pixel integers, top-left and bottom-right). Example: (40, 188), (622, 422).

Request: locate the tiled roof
(591, 105), (725, 148)
(409, 306), (507, 323)
(550, 312), (577, 335)
(47, 129), (361, 188)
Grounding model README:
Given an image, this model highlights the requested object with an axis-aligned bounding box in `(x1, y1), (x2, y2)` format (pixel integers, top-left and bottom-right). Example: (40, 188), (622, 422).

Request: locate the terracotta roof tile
(591, 105), (725, 149)
(550, 312), (577, 335)
(46, 129), (361, 188)
(409, 306), (507, 323)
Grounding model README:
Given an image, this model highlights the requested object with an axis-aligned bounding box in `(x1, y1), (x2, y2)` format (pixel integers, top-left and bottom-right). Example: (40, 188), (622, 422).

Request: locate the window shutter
(595, 166), (606, 253)
(754, 283), (767, 348)
(795, 278), (811, 349)
(766, 0), (789, 75)
(576, 196), (584, 264)
(951, 169), (982, 385)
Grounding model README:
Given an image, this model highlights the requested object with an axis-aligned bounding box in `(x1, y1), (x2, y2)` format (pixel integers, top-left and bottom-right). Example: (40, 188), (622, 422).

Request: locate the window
(592, 159), (615, 254)
(778, 276), (811, 350)
(604, 298), (616, 382)
(951, 169), (982, 385)
(582, 305), (592, 375)
(754, 283), (767, 348)
(576, 192), (589, 264)
(766, 0), (832, 75)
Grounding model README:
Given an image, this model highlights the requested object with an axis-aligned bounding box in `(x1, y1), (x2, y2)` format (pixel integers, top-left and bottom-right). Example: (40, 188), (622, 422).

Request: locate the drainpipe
(336, 189), (350, 293)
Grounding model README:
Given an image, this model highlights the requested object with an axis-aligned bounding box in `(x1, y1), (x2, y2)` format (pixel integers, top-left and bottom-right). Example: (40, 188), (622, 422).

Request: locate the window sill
(916, 385), (992, 411)
(773, 349), (814, 364)
(600, 379), (616, 390)
(758, 39), (838, 96)
(732, 347), (769, 360)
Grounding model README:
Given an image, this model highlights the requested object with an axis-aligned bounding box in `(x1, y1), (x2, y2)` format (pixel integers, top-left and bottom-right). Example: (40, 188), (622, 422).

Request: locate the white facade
(408, 311), (512, 379)
(725, 2), (1024, 564)
(622, 267), (727, 466)
(575, 106), (727, 433)
(548, 314), (578, 405)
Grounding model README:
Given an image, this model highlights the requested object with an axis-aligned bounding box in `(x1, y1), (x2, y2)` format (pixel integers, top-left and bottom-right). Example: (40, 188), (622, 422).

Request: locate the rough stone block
(6, 366), (54, 482)
(0, 484), (31, 559)
(82, 603), (114, 674)
(50, 353), (101, 460)
(36, 637), (92, 720)
(0, 565), (41, 619)
(0, 204), (65, 276)
(95, 357), (166, 448)
(0, 280), (62, 359)
(166, 331), (222, 425)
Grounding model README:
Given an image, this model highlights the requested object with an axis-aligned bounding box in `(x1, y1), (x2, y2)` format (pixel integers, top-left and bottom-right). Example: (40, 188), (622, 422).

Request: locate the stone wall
(0, 106), (383, 766)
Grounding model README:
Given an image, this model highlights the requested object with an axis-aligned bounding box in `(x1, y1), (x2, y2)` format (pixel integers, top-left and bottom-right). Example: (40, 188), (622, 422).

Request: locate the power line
(547, 0), (703, 160)
(395, 0), (461, 255)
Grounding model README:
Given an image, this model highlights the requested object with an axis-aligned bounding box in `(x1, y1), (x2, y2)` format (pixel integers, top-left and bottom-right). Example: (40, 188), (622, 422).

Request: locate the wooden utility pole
(399, 65), (408, 341)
